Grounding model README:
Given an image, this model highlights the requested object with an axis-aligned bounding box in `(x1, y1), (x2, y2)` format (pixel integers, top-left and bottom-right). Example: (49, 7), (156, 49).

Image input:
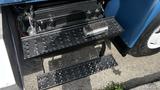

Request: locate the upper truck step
(22, 17), (123, 59)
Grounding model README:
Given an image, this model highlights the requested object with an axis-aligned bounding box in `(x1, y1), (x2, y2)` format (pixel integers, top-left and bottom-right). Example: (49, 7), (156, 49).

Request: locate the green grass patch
(103, 82), (124, 90)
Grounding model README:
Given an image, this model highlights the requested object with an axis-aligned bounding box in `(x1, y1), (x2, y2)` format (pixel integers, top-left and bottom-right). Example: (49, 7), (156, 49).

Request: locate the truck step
(22, 17), (123, 59)
(37, 55), (117, 90)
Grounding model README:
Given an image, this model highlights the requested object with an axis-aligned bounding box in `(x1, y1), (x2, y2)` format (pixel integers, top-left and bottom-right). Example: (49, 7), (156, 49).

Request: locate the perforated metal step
(37, 55), (117, 90)
(22, 17), (123, 59)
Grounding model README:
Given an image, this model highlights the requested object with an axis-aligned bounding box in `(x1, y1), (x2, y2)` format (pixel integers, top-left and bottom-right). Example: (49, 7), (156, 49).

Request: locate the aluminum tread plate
(22, 17), (123, 59)
(37, 55), (117, 90)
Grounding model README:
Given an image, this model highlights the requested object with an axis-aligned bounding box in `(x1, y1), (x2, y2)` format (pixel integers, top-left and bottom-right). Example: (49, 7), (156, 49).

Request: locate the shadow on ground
(123, 71), (160, 90)
(62, 77), (92, 90)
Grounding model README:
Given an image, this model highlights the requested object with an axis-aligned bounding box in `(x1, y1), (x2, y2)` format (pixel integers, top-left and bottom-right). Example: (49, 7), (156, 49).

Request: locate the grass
(103, 82), (124, 90)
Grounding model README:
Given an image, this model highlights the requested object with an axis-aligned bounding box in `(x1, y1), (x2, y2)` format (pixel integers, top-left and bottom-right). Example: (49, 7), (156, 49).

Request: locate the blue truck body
(0, 0), (160, 48)
(105, 0), (160, 48)
(0, 0), (160, 89)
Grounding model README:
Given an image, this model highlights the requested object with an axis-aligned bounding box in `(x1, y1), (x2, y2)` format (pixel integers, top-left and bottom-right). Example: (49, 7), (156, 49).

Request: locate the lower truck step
(37, 55), (117, 90)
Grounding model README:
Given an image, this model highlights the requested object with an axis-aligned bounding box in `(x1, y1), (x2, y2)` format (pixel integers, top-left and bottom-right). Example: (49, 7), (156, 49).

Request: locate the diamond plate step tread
(37, 55), (117, 90)
(22, 17), (123, 59)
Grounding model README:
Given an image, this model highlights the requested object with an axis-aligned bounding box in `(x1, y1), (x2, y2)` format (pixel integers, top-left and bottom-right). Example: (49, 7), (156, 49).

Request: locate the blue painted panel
(0, 0), (46, 5)
(104, 0), (119, 16)
(105, 0), (160, 48)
